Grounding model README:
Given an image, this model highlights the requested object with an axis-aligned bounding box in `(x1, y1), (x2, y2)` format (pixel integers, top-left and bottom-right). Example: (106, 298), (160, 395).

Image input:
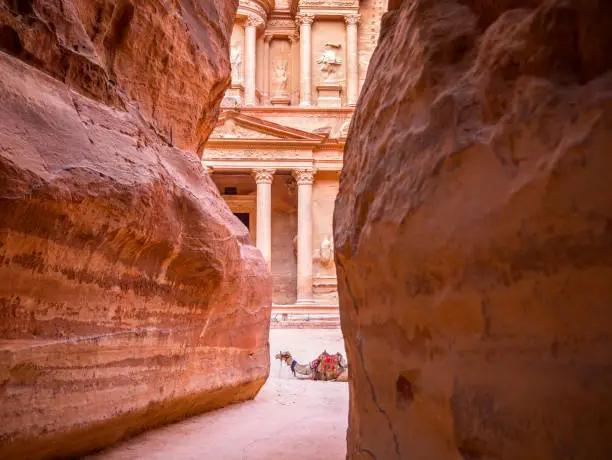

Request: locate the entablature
(296, 0), (359, 18)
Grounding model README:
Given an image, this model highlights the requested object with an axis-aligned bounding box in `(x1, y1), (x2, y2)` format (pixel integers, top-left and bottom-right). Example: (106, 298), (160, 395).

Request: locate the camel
(275, 350), (348, 382)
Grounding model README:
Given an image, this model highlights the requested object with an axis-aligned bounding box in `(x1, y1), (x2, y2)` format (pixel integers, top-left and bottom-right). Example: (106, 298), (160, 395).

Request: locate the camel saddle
(310, 351), (345, 381)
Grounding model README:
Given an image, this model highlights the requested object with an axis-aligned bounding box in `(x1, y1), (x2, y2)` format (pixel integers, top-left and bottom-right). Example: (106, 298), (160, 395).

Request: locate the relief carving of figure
(316, 43), (343, 83)
(230, 43), (242, 83)
(319, 235), (334, 266)
(338, 119), (351, 138)
(272, 60), (289, 95)
(219, 119), (241, 138)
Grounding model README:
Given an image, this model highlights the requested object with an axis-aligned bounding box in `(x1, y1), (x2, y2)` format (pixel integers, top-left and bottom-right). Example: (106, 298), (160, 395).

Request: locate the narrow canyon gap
(0, 0), (272, 458)
(334, 0), (612, 459)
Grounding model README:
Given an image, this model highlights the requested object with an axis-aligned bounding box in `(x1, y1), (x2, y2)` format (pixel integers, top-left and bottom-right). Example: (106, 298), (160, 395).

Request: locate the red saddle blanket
(310, 351), (345, 381)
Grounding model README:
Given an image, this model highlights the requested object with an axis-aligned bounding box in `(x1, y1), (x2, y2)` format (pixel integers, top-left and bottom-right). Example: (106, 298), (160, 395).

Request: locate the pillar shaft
(289, 34), (299, 105)
(345, 14), (360, 106)
(293, 168), (315, 304)
(253, 168), (275, 269)
(297, 13), (314, 107)
(263, 35), (272, 105)
(245, 16), (259, 106)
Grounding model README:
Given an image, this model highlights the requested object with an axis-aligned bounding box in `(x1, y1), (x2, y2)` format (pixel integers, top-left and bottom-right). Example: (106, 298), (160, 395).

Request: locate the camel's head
(275, 351), (292, 361)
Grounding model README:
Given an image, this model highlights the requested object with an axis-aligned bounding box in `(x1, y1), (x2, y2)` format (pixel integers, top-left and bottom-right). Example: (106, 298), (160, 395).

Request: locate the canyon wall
(335, 0), (612, 459)
(0, 1), (272, 459)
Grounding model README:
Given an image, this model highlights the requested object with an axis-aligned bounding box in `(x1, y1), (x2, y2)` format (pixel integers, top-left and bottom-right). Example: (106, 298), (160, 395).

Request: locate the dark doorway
(234, 212), (250, 230)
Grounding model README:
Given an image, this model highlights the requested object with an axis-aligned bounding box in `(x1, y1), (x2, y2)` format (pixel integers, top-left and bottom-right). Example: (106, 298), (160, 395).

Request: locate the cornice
(205, 139), (325, 149)
(238, 106), (354, 114)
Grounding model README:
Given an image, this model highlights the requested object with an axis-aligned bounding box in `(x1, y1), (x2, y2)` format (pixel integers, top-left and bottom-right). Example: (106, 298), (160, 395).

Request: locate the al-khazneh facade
(199, 0), (386, 317)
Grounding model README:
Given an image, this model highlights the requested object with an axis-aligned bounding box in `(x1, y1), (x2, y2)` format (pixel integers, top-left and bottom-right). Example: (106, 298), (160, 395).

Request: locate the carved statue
(219, 119), (241, 138)
(319, 235), (334, 266)
(316, 43), (343, 83)
(230, 43), (242, 82)
(272, 60), (289, 95)
(338, 119), (351, 138)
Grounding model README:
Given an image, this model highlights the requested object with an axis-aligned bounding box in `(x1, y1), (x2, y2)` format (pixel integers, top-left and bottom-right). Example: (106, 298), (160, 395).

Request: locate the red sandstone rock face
(0, 0), (233, 150)
(335, 1), (612, 459)
(0, 1), (271, 458)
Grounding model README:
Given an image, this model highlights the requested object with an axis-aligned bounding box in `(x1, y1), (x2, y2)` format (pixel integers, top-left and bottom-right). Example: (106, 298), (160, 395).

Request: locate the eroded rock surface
(335, 1), (612, 459)
(0, 1), (271, 459)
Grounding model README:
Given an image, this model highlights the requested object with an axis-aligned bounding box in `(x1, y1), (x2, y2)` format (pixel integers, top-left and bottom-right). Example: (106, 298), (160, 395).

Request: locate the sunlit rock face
(335, 1), (612, 458)
(0, 1), (271, 458)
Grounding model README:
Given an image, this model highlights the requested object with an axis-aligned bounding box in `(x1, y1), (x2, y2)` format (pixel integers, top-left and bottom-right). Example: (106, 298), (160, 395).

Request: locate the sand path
(90, 328), (348, 460)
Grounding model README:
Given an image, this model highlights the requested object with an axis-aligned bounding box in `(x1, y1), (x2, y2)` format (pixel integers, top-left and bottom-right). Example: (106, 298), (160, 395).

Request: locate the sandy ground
(89, 328), (348, 460)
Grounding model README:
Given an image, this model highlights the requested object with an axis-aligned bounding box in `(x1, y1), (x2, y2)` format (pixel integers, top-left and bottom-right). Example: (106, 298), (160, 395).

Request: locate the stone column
(289, 34), (299, 105)
(245, 16), (260, 106)
(345, 14), (360, 106)
(293, 168), (315, 304)
(296, 13), (314, 107)
(263, 34), (272, 105)
(253, 168), (275, 269)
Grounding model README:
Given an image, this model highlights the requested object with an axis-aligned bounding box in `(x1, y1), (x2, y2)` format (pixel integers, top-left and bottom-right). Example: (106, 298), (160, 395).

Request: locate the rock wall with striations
(335, 0), (612, 459)
(0, 1), (272, 459)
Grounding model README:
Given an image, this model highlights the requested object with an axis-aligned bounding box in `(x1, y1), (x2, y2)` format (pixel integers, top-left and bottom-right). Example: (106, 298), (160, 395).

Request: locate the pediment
(209, 110), (325, 142)
(209, 122), (281, 140)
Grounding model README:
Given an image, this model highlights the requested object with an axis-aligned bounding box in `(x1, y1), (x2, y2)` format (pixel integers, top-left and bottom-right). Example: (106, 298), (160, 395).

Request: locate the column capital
(344, 13), (361, 25)
(344, 13), (360, 25)
(296, 12), (314, 26)
(246, 14), (264, 28)
(264, 33), (273, 43)
(252, 168), (276, 184)
(293, 168), (315, 185)
(288, 33), (299, 44)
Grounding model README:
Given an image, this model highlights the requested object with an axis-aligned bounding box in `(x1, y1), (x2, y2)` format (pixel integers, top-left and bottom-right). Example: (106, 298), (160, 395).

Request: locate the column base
(299, 101), (312, 107)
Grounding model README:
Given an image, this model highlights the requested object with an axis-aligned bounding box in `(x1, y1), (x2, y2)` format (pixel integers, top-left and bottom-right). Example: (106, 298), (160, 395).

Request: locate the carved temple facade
(199, 0), (386, 310)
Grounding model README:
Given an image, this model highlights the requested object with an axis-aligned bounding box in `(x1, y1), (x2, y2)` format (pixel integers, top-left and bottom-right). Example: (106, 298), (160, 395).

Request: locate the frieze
(298, 0), (358, 7)
(314, 151), (343, 160)
(267, 18), (296, 29)
(203, 149), (312, 160)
